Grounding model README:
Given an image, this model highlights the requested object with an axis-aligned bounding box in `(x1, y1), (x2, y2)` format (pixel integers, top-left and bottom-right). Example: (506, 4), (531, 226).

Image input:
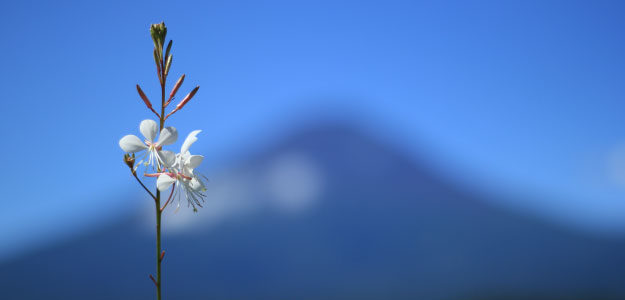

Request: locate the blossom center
(145, 140), (162, 151)
(176, 172), (192, 180)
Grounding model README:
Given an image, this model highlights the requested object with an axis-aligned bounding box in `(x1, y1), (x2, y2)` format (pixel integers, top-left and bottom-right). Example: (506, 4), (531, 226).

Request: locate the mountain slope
(2, 124), (625, 299)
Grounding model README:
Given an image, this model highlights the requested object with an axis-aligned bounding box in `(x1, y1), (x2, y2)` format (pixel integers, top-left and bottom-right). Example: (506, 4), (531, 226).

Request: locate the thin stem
(150, 109), (161, 119)
(155, 191), (162, 300)
(161, 183), (175, 212)
(154, 52), (167, 300)
(133, 173), (157, 200)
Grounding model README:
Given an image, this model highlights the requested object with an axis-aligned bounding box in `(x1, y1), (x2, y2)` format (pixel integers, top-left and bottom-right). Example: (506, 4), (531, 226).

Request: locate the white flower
(119, 119), (177, 171)
(156, 172), (206, 211)
(156, 130), (207, 211)
(176, 130), (203, 176)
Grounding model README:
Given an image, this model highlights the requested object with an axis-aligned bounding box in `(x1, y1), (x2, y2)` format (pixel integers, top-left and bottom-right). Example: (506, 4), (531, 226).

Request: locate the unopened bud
(176, 86), (199, 110)
(165, 86), (199, 119)
(150, 22), (167, 55)
(136, 85), (160, 117)
(136, 85), (152, 109)
(165, 40), (172, 61)
(153, 49), (163, 81)
(166, 74), (185, 106)
(124, 153), (136, 175)
(164, 54), (172, 76)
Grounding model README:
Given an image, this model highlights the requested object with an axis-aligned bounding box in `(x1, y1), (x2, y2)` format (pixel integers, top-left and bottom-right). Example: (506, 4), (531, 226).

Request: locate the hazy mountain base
(2, 124), (625, 299)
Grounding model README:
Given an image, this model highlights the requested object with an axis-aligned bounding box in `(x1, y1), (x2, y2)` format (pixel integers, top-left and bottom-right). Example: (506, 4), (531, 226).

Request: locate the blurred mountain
(2, 122), (625, 299)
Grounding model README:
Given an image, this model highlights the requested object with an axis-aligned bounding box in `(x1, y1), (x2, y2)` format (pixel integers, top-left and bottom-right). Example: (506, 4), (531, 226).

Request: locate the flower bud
(176, 86), (200, 110)
(165, 40), (172, 61)
(153, 49), (163, 82)
(136, 84), (152, 109)
(165, 85), (199, 119)
(164, 54), (172, 76)
(136, 84), (160, 117)
(124, 153), (136, 175)
(166, 74), (185, 106)
(150, 22), (167, 54)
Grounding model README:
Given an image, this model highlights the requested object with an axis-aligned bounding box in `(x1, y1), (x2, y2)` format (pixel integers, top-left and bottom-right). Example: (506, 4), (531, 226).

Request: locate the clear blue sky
(2, 0), (625, 258)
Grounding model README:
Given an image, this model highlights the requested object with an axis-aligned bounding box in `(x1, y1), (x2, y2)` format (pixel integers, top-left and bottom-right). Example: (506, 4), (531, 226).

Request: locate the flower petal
(158, 150), (176, 168)
(173, 153), (183, 169)
(157, 174), (176, 191)
(140, 119), (158, 142)
(181, 166), (194, 177)
(179, 151), (190, 163)
(156, 127), (178, 146)
(119, 135), (148, 153)
(189, 177), (206, 192)
(181, 130), (202, 154)
(185, 155), (204, 169)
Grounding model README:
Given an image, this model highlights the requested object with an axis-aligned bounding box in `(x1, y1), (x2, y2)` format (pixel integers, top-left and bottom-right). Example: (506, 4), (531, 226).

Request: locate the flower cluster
(120, 121), (207, 211)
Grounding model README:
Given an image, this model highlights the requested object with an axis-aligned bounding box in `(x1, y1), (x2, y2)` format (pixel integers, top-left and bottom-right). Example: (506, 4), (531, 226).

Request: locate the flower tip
(136, 84), (153, 108)
(166, 74), (186, 106)
(176, 86), (200, 109)
(150, 22), (167, 43)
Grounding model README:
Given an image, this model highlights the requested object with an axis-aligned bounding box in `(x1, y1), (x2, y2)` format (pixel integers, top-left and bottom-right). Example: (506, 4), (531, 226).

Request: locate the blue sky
(2, 0), (625, 258)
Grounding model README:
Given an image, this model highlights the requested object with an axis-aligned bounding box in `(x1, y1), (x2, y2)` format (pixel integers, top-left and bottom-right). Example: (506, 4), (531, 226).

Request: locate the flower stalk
(118, 22), (207, 300)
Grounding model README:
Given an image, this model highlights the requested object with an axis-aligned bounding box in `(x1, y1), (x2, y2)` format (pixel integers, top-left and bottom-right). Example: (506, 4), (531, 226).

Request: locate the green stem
(134, 173), (156, 200)
(156, 53), (167, 300)
(155, 191), (162, 300)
